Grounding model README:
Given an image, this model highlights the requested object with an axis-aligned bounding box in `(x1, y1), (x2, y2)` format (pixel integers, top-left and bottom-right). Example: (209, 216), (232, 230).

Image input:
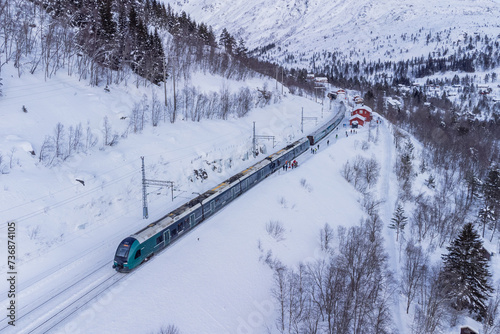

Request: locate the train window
(116, 243), (130, 258)
(156, 235), (164, 245)
(179, 222), (184, 232)
(134, 249), (142, 259)
(172, 229), (178, 237)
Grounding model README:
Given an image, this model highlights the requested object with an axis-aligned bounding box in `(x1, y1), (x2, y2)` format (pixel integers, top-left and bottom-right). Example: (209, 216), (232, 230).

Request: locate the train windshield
(116, 242), (130, 258)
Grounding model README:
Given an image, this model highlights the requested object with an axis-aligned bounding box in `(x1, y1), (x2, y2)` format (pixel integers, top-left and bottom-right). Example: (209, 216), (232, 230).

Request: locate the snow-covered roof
(387, 100), (400, 107)
(350, 114), (367, 121)
(353, 105), (373, 113)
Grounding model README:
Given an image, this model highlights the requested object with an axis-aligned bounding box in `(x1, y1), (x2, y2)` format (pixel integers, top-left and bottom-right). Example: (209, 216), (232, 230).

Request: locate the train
(113, 103), (345, 272)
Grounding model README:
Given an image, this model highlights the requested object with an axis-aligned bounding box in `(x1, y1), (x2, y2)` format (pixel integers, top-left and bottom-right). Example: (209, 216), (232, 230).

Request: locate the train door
(189, 213), (196, 227)
(210, 201), (215, 213)
(164, 230), (171, 245)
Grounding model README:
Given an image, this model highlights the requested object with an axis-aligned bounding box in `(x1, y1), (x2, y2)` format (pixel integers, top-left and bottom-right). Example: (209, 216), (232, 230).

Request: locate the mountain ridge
(166, 0), (500, 65)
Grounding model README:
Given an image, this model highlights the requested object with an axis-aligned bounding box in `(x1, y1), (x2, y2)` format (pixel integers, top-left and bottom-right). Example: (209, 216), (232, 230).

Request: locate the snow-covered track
(0, 264), (125, 334)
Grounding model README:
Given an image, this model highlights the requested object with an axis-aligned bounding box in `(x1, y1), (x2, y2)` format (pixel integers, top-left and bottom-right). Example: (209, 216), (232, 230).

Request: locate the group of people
(311, 144), (320, 154)
(345, 129), (358, 137)
(282, 160), (298, 171)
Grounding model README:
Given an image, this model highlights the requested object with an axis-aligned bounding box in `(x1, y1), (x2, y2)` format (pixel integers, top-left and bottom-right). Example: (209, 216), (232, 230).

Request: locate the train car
(266, 138), (309, 172)
(113, 110), (342, 272)
(113, 156), (274, 272)
(307, 103), (345, 145)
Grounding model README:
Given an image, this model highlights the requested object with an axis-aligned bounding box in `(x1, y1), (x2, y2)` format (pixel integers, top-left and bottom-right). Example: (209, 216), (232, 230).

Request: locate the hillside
(2, 0), (500, 333)
(167, 0), (500, 65)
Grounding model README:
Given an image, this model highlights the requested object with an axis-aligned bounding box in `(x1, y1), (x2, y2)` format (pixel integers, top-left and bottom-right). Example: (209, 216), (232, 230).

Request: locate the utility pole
(301, 108), (318, 133)
(253, 122), (276, 155)
(141, 156), (175, 219)
(163, 57), (167, 108)
(314, 86), (326, 103)
(281, 68), (284, 95)
(275, 67), (278, 90)
(141, 157), (148, 219)
(301, 108), (303, 133)
(172, 58), (177, 120)
(253, 121), (256, 157)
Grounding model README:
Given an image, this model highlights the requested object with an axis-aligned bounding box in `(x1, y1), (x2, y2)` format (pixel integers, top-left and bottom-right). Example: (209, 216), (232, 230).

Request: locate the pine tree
(389, 204), (407, 241)
(482, 166), (500, 239)
(483, 166), (500, 208)
(219, 28), (235, 54)
(98, 0), (117, 49)
(234, 38), (248, 58)
(440, 223), (493, 320)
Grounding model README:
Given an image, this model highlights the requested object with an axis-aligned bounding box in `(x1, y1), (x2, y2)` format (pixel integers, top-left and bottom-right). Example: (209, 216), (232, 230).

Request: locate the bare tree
(363, 156), (381, 187)
(102, 116), (111, 146)
(38, 135), (54, 164)
(219, 84), (230, 120)
(151, 90), (161, 127)
(86, 122), (98, 151)
(319, 223), (334, 253)
(236, 87), (253, 117)
(483, 281), (500, 334)
(272, 262), (287, 334)
(53, 122), (65, 159)
(129, 102), (142, 133)
(150, 324), (181, 334)
(341, 160), (354, 184)
(411, 265), (448, 334)
(266, 220), (286, 242)
(401, 240), (428, 314)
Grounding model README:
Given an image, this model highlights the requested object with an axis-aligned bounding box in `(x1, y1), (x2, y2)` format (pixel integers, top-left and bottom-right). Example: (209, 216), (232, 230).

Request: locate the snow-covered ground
(166, 0), (500, 64)
(0, 61), (357, 333)
(1, 58), (498, 334)
(54, 110), (393, 334)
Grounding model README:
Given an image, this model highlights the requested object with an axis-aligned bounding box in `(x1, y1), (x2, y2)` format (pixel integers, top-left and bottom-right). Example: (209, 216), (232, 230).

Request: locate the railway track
(0, 262), (123, 334)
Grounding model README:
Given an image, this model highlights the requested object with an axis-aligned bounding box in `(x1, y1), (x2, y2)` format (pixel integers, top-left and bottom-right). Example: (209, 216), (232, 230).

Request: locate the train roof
(130, 158), (272, 244)
(266, 138), (308, 161)
(131, 212), (178, 243)
(308, 112), (344, 138)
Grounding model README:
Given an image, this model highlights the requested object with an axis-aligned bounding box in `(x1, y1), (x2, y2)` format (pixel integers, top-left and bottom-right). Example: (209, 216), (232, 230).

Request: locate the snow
(165, 0), (500, 64)
(54, 115), (377, 334)
(1, 7), (499, 329)
(1, 59), (496, 331)
(0, 60), (375, 333)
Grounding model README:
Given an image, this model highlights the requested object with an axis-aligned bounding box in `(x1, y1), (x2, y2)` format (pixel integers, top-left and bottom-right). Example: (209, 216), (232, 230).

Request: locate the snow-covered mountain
(167, 0), (500, 64)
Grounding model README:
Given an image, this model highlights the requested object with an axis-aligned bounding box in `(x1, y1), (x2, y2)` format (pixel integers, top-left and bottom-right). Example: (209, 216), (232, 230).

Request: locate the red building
(349, 106), (372, 127)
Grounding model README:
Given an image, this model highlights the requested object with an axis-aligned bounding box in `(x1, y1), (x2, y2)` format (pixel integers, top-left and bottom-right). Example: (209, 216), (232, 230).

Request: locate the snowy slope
(166, 0), (500, 63)
(0, 59), (347, 333)
(52, 111), (388, 334)
(1, 66), (497, 333)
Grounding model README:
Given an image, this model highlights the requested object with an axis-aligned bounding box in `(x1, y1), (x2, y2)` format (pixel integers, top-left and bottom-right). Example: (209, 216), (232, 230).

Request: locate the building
(327, 92), (337, 100)
(460, 326), (478, 334)
(349, 106), (372, 127)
